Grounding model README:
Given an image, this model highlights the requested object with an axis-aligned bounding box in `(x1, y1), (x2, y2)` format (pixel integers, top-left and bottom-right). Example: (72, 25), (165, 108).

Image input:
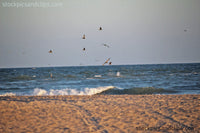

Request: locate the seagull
(82, 34), (85, 39)
(102, 44), (110, 48)
(48, 50), (53, 53)
(103, 58), (110, 66)
(99, 27), (102, 30)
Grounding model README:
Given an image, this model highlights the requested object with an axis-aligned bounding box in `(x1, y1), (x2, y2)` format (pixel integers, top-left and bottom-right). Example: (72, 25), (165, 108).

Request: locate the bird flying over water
(103, 58), (110, 66)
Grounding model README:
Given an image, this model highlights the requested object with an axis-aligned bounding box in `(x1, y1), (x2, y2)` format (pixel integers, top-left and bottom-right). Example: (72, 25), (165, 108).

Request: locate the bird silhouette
(103, 58), (110, 66)
(82, 34), (85, 39)
(48, 50), (53, 53)
(99, 27), (102, 30)
(102, 44), (110, 48)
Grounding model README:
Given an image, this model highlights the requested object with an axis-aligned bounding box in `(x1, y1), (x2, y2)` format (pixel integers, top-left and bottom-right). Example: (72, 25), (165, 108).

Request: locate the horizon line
(0, 62), (200, 69)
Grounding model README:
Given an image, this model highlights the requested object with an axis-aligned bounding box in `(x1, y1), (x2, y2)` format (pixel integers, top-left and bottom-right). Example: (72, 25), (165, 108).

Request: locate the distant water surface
(0, 63), (200, 96)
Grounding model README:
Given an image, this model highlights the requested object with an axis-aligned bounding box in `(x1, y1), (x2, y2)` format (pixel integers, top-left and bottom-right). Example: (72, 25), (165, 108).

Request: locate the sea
(0, 63), (200, 96)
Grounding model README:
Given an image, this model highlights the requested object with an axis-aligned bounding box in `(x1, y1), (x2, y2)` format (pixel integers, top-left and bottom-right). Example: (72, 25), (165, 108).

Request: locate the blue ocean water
(0, 63), (200, 96)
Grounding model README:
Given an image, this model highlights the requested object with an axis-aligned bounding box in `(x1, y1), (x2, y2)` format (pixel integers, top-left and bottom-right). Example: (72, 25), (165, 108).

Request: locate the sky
(0, 0), (200, 68)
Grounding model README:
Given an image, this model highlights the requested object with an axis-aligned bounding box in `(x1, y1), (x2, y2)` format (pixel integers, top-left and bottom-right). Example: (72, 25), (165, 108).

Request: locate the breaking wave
(0, 92), (16, 96)
(33, 86), (115, 96)
(0, 86), (178, 96)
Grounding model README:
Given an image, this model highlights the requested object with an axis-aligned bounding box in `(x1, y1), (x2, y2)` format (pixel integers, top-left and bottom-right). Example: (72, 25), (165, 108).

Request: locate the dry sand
(0, 95), (199, 133)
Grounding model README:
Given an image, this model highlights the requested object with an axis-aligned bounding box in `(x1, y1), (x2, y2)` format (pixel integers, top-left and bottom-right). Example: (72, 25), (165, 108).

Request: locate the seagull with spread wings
(103, 58), (111, 66)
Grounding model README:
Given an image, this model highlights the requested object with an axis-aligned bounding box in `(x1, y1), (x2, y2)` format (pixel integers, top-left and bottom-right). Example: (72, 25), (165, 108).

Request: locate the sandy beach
(0, 95), (199, 133)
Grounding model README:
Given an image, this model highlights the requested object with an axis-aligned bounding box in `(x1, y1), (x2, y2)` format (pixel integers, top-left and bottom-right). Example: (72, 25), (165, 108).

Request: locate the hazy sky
(0, 0), (200, 68)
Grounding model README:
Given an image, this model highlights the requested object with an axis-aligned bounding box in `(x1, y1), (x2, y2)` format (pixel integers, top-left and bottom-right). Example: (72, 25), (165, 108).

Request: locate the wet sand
(0, 95), (199, 133)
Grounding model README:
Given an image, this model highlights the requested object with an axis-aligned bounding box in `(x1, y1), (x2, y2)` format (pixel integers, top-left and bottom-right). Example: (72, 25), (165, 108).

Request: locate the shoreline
(0, 94), (199, 132)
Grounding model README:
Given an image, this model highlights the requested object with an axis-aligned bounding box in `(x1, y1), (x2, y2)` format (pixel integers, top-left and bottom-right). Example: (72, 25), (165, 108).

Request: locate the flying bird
(99, 27), (102, 30)
(83, 48), (86, 51)
(102, 44), (110, 48)
(48, 50), (53, 53)
(109, 62), (112, 65)
(103, 58), (110, 66)
(82, 34), (85, 39)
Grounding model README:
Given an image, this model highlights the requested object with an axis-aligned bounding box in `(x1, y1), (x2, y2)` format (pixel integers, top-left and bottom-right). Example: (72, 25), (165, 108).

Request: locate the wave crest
(33, 86), (115, 96)
(98, 87), (177, 95)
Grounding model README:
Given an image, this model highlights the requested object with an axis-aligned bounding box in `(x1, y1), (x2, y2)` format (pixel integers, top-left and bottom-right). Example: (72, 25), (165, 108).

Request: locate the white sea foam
(94, 75), (102, 78)
(33, 86), (115, 96)
(33, 88), (47, 96)
(0, 92), (16, 96)
(116, 71), (120, 77)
